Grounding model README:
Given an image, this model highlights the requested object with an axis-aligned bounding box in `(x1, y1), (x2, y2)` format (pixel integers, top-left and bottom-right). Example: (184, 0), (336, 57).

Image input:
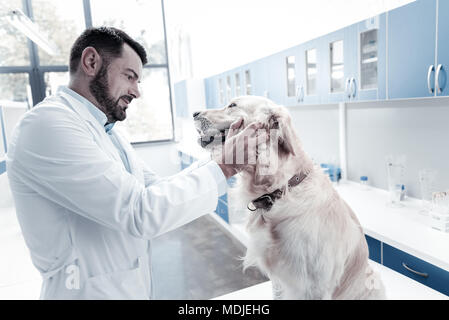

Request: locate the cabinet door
(365, 235), (381, 264)
(204, 77), (214, 109)
(296, 46), (306, 105)
(383, 243), (449, 296)
(387, 0), (437, 99)
(282, 48), (301, 107)
(325, 25), (358, 103)
(252, 59), (269, 98)
(437, 0), (449, 96)
(242, 64), (254, 97)
(302, 38), (322, 104)
(266, 52), (285, 105)
(357, 14), (387, 101)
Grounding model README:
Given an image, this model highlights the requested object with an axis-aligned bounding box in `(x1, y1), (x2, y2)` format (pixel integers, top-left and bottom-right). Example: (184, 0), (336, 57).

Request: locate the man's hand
(214, 118), (266, 179)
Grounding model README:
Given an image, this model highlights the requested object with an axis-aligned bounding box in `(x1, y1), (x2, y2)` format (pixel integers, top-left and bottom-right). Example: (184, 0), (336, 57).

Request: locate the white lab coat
(6, 89), (226, 299)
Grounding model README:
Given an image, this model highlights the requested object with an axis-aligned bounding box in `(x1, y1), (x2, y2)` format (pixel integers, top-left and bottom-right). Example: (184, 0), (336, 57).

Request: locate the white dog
(193, 96), (385, 300)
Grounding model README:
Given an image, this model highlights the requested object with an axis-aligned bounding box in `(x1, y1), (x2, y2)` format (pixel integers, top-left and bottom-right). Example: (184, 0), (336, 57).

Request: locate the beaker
(386, 156), (405, 208)
(419, 169), (437, 215)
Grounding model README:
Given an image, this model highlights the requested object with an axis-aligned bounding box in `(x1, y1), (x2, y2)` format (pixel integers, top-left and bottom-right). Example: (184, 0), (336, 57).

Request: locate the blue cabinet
(383, 243), (449, 296)
(215, 199), (229, 223)
(387, 0), (437, 99)
(205, 77), (219, 109)
(436, 0), (449, 96)
(300, 38), (323, 104)
(365, 234), (381, 264)
(299, 15), (384, 104)
(251, 59), (269, 98)
(268, 50), (293, 106)
(291, 45), (306, 106)
(203, 0), (445, 105)
(321, 25), (358, 103)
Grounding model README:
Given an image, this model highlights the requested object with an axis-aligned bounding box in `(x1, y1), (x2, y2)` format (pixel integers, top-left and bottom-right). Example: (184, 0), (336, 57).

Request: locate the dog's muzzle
(197, 129), (227, 148)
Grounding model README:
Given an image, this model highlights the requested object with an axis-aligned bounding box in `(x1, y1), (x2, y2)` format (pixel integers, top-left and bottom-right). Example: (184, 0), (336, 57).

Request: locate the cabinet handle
(427, 65), (435, 94)
(350, 77), (357, 98)
(436, 64), (444, 94)
(402, 262), (429, 278)
(295, 85), (304, 102)
(345, 78), (351, 99)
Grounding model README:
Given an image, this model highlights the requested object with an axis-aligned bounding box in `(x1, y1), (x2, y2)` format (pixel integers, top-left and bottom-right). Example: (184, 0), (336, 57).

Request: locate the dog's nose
(192, 111), (201, 118)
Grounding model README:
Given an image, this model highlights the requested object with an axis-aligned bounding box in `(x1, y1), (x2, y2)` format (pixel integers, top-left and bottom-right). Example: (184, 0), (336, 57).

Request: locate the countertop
(335, 181), (449, 272)
(212, 260), (448, 300)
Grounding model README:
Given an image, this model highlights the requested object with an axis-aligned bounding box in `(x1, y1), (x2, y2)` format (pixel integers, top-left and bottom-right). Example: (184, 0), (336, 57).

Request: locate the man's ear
(80, 47), (102, 77)
(269, 114), (296, 157)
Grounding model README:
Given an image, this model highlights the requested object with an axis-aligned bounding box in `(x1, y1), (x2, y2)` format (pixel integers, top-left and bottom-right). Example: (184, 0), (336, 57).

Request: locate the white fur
(194, 96), (386, 300)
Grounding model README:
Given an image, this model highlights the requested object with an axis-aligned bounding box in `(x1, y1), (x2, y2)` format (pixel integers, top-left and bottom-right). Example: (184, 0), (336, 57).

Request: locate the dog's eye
(228, 103), (237, 108)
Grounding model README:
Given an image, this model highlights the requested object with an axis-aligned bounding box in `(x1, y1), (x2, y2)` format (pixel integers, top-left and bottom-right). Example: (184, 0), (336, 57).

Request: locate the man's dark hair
(69, 27), (148, 74)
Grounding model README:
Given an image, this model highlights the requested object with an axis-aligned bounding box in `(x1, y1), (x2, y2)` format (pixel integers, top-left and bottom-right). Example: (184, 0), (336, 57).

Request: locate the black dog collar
(247, 172), (308, 212)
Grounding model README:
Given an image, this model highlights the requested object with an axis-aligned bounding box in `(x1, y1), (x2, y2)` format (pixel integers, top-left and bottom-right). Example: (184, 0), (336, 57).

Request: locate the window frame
(0, 0), (175, 145)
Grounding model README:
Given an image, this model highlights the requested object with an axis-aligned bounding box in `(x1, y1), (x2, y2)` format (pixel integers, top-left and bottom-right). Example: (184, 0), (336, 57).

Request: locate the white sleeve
(135, 156), (161, 187)
(181, 154), (228, 196)
(8, 106), (224, 239)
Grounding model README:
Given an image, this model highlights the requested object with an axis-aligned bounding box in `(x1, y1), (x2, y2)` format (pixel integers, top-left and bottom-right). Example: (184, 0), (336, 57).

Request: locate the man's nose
(129, 83), (141, 99)
(192, 111), (201, 118)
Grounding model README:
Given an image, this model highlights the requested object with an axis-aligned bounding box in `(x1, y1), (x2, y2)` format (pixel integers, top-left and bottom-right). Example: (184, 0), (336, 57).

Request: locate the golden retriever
(193, 96), (385, 299)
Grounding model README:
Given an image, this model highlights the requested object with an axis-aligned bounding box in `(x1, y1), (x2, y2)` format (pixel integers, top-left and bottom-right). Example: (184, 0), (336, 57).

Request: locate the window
(0, 0), (174, 143)
(31, 0), (86, 66)
(0, 73), (31, 105)
(235, 73), (241, 96)
(226, 76), (231, 101)
(286, 56), (296, 97)
(44, 72), (70, 97)
(0, 0), (30, 67)
(245, 70), (252, 95)
(91, 0), (167, 65)
(116, 68), (172, 142)
(306, 49), (317, 95)
(360, 29), (378, 90)
(218, 78), (224, 104)
(330, 40), (344, 93)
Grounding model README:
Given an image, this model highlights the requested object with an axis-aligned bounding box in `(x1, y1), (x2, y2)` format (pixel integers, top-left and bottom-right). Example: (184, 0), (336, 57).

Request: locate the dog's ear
(269, 114), (296, 157)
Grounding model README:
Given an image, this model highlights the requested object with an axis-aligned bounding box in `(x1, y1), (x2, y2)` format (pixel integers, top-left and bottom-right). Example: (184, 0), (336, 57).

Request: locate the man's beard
(89, 63), (126, 123)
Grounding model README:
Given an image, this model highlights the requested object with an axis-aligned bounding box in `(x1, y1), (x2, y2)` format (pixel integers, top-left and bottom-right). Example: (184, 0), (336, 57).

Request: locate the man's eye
(228, 103), (237, 108)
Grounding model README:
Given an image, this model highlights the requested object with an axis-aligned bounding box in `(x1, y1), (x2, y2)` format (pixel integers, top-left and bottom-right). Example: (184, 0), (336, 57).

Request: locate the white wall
(165, 0), (415, 79)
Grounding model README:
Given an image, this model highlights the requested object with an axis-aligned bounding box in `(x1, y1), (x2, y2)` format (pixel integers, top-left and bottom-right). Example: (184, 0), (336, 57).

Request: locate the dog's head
(193, 95), (295, 152)
(193, 96), (300, 189)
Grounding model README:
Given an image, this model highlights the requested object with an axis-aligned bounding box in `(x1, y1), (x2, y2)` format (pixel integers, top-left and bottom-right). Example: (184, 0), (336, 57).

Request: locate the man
(6, 27), (256, 299)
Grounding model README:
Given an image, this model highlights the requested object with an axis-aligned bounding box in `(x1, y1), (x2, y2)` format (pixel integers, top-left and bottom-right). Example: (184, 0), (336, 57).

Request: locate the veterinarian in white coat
(5, 27), (244, 299)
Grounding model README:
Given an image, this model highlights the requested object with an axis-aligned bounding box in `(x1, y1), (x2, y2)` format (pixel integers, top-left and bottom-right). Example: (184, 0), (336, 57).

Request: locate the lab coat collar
(57, 86), (115, 133)
(56, 86), (143, 181)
